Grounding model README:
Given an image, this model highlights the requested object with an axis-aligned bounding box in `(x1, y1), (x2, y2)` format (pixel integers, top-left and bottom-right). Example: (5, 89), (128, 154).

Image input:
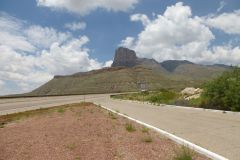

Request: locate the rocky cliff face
(111, 47), (164, 71)
(111, 47), (137, 67)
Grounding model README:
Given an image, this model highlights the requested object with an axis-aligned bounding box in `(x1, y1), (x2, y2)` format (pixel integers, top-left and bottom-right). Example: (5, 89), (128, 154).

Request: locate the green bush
(141, 127), (149, 133)
(188, 97), (203, 107)
(125, 123), (136, 132)
(174, 146), (193, 160)
(147, 90), (178, 104)
(201, 67), (240, 111)
(111, 90), (179, 105)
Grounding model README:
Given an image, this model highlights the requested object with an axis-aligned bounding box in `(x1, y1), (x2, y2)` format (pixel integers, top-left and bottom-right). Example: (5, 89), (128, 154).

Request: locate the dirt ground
(0, 103), (208, 160)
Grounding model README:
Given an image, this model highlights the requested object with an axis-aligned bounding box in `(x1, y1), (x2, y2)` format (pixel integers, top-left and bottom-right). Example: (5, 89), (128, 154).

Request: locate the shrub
(201, 67), (240, 111)
(188, 97), (202, 107)
(125, 123), (136, 132)
(142, 136), (153, 143)
(108, 112), (117, 119)
(57, 108), (65, 113)
(0, 123), (5, 128)
(75, 156), (81, 160)
(147, 90), (178, 104)
(65, 143), (76, 150)
(174, 146), (193, 160)
(141, 127), (149, 133)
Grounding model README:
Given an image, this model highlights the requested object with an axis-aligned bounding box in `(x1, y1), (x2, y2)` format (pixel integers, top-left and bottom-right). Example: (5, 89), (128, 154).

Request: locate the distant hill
(28, 47), (230, 96)
(161, 60), (193, 72)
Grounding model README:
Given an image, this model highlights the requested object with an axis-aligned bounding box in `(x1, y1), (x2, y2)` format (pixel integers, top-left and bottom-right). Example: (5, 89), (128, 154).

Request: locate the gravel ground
(0, 103), (208, 160)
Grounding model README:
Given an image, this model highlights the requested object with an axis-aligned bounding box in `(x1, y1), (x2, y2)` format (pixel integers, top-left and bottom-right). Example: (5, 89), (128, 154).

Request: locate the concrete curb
(96, 103), (228, 160)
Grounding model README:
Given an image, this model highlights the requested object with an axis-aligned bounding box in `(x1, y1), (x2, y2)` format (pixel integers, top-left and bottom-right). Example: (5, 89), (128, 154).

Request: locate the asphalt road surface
(0, 94), (239, 160)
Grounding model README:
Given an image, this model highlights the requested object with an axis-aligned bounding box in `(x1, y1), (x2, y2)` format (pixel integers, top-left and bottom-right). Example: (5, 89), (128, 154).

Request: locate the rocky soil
(0, 103), (208, 160)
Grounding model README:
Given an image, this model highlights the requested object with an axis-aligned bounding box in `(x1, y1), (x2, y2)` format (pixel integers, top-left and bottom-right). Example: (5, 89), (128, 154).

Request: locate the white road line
(97, 104), (228, 160)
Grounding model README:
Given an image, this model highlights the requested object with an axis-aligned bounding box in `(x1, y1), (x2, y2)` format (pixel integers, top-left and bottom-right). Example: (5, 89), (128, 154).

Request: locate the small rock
(181, 87), (203, 100)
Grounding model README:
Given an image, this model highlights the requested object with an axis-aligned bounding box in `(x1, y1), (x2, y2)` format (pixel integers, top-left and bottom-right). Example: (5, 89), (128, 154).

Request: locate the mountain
(161, 60), (194, 72)
(28, 47), (230, 96)
(112, 47), (165, 71)
(111, 47), (137, 67)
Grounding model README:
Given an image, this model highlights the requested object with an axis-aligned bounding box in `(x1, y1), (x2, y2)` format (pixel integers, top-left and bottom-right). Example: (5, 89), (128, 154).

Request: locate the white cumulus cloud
(25, 25), (71, 49)
(121, 2), (240, 65)
(39, 36), (102, 75)
(0, 13), (36, 52)
(103, 60), (113, 67)
(130, 14), (150, 26)
(37, 0), (139, 15)
(0, 12), (106, 95)
(203, 10), (240, 34)
(120, 37), (135, 48)
(64, 21), (87, 31)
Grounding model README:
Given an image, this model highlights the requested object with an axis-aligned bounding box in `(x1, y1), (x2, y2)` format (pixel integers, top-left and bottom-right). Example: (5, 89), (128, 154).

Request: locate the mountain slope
(29, 66), (190, 96)
(172, 63), (227, 80)
(28, 47), (230, 96)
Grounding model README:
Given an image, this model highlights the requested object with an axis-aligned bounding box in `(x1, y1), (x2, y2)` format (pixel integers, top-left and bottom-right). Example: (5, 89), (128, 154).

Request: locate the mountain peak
(111, 47), (137, 67)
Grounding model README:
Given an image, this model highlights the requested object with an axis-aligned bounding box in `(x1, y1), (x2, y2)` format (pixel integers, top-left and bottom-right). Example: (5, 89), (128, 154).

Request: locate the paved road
(0, 94), (240, 159)
(0, 94), (106, 115)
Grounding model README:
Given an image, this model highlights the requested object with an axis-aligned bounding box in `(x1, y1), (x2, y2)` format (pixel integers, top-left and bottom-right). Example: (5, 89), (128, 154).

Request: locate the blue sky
(0, 0), (240, 95)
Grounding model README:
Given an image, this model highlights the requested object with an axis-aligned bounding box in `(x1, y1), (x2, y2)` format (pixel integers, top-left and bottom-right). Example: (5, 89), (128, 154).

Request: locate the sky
(0, 0), (240, 95)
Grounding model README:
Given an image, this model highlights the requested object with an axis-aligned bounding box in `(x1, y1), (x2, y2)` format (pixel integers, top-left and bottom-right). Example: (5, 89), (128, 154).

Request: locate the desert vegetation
(200, 67), (240, 111)
(111, 67), (240, 111)
(142, 136), (153, 143)
(174, 147), (194, 160)
(125, 123), (136, 132)
(111, 89), (178, 104)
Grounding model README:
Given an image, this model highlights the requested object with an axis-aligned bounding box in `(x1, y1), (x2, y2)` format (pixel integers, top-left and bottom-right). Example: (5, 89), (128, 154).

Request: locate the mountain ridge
(28, 47), (230, 96)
